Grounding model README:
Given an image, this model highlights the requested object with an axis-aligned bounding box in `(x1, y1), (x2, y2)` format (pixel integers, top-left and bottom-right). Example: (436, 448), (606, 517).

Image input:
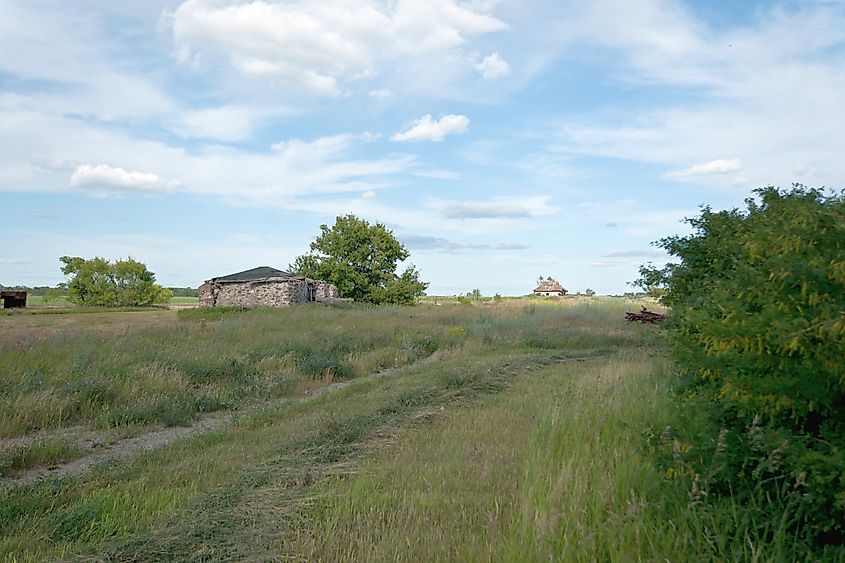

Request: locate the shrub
(640, 186), (845, 544)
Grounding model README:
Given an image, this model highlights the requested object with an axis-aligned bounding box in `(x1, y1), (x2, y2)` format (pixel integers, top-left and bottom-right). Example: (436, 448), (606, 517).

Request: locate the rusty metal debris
(625, 308), (665, 324)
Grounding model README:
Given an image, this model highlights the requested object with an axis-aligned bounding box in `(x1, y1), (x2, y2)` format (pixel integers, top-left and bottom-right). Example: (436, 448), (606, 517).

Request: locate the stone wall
(198, 283), (214, 306)
(198, 278), (339, 308)
(314, 280), (339, 301)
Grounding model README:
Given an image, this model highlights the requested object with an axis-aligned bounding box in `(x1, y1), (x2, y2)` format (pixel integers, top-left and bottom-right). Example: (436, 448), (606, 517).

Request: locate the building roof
(208, 266), (296, 283)
(533, 279), (566, 293)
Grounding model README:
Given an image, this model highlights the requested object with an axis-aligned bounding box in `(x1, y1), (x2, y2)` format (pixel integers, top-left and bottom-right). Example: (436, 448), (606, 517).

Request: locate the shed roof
(209, 266), (296, 283)
(533, 279), (566, 293)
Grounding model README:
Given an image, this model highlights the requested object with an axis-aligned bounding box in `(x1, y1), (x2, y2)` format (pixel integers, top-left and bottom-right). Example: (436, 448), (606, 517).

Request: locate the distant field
(20, 295), (198, 306)
(168, 296), (199, 304)
(0, 299), (823, 560)
(22, 295), (70, 306)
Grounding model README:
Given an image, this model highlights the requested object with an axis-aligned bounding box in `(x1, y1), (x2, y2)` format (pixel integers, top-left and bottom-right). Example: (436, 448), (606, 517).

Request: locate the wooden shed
(1, 291), (27, 308)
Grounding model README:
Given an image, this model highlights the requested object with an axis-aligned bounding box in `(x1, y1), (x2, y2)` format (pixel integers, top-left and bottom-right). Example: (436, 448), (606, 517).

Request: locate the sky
(2, 0), (843, 295)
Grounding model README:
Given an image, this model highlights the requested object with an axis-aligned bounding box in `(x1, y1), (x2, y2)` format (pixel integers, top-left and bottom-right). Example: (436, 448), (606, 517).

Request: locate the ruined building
(533, 278), (567, 297)
(198, 266), (339, 308)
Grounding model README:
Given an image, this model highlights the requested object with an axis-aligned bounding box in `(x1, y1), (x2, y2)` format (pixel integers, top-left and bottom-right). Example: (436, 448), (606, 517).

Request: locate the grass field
(20, 295), (71, 306)
(21, 295), (198, 306)
(0, 299), (823, 560)
(168, 296), (199, 304)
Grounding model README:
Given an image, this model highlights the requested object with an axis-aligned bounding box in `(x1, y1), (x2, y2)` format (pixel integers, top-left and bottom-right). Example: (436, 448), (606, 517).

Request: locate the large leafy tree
(60, 256), (172, 306)
(639, 186), (845, 543)
(290, 214), (428, 304)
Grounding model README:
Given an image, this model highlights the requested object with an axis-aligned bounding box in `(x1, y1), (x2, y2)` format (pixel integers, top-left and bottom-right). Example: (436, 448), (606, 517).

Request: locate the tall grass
(0, 300), (644, 437)
(0, 349), (577, 560)
(0, 299), (658, 560)
(2, 299), (816, 560)
(0, 305), (474, 436)
(293, 351), (814, 561)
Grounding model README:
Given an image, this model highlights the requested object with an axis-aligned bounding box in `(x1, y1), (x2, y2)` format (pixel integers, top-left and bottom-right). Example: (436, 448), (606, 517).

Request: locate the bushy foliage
(60, 256), (173, 306)
(639, 186), (845, 544)
(290, 214), (428, 305)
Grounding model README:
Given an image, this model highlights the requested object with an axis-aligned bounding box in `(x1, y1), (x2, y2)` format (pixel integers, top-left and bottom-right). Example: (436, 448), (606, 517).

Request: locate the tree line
(44, 214), (427, 307)
(0, 284), (197, 299)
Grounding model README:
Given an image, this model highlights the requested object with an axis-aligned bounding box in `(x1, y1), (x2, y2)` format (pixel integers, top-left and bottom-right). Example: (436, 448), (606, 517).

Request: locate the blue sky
(2, 0), (843, 295)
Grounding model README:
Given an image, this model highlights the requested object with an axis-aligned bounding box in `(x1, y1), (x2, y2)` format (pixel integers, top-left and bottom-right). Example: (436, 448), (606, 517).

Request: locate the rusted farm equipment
(625, 308), (664, 324)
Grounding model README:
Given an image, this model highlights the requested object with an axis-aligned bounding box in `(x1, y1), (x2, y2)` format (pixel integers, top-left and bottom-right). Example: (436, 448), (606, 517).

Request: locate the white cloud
(172, 104), (293, 142)
(0, 3), (174, 123)
(361, 190), (376, 199)
(69, 164), (182, 194)
(400, 233), (529, 253)
(428, 195), (556, 219)
(169, 0), (507, 95)
(0, 94), (415, 203)
(391, 114), (470, 142)
(0, 258), (25, 264)
(369, 88), (393, 98)
(31, 157), (79, 173)
(666, 158), (743, 178)
(475, 52), (510, 79)
(545, 2), (845, 189)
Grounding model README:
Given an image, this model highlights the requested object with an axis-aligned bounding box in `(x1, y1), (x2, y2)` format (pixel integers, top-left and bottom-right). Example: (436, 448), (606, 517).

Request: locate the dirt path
(0, 350), (437, 488)
(3, 350), (606, 487)
(2, 379), (356, 487)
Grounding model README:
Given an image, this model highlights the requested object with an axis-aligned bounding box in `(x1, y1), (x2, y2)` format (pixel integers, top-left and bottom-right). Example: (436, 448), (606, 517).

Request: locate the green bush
(640, 186), (845, 545)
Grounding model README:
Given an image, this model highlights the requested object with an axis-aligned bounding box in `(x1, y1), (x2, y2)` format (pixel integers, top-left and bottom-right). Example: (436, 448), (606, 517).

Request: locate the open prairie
(0, 300), (816, 561)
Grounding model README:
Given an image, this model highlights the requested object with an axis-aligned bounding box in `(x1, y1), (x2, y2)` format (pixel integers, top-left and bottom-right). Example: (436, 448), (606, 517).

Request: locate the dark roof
(1, 291), (27, 298)
(209, 266), (295, 283)
(533, 279), (567, 293)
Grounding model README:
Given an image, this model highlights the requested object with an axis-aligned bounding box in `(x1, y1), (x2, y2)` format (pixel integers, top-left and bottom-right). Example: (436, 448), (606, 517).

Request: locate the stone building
(198, 266), (339, 308)
(533, 278), (567, 297)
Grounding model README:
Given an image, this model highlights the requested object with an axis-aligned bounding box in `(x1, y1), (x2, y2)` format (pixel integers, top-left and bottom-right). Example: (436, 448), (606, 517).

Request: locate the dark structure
(1, 291), (27, 308)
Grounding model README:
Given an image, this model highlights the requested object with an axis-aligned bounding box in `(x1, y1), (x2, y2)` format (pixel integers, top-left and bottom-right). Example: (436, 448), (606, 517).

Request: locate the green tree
(290, 215), (428, 304)
(638, 186), (845, 543)
(60, 256), (172, 306)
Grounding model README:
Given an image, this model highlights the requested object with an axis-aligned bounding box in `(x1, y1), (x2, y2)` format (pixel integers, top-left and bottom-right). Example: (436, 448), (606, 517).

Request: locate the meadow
(0, 299), (826, 560)
(21, 295), (198, 306)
